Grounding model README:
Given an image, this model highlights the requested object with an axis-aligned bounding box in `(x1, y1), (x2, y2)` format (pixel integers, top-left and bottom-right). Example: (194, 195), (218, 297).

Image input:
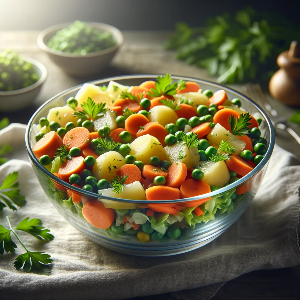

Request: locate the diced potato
(189, 147), (200, 169)
(199, 160), (230, 188)
(207, 123), (245, 155)
(174, 92), (209, 109)
(75, 83), (114, 108)
(130, 135), (167, 164)
(100, 181), (146, 209)
(164, 142), (192, 168)
(92, 151), (125, 182)
(47, 105), (78, 127)
(107, 81), (130, 101)
(93, 109), (117, 131)
(224, 104), (247, 114)
(148, 105), (178, 127)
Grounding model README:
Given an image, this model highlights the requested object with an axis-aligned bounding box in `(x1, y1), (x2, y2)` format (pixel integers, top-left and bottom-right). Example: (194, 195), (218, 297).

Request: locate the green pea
(69, 173), (81, 185)
(98, 126), (111, 138)
(209, 103), (217, 109)
(176, 118), (188, 130)
(39, 117), (49, 127)
(119, 131), (132, 143)
(197, 105), (209, 117)
(209, 106), (217, 116)
(231, 98), (242, 107)
(249, 127), (261, 139)
(138, 110), (150, 118)
(228, 176), (239, 184)
(198, 139), (210, 151)
(85, 175), (97, 186)
(80, 169), (92, 179)
(49, 121), (61, 131)
(57, 127), (67, 137)
(132, 160), (144, 170)
(188, 116), (201, 127)
(153, 176), (166, 185)
(125, 155), (136, 164)
(209, 122), (215, 128)
(116, 115), (126, 128)
(256, 117), (262, 126)
(202, 90), (213, 98)
(82, 184), (93, 192)
(97, 179), (109, 190)
(67, 97), (78, 109)
(254, 154), (264, 165)
(142, 222), (154, 234)
(253, 137), (267, 146)
(160, 160), (171, 171)
(210, 185), (219, 192)
(254, 143), (267, 155)
(149, 156), (160, 166)
(165, 123), (178, 135)
(167, 226), (181, 239)
(151, 231), (163, 241)
(140, 98), (151, 110)
(164, 134), (177, 146)
(90, 139), (99, 149)
(240, 150), (253, 161)
(65, 122), (76, 131)
(198, 150), (208, 161)
(231, 191), (238, 200)
(200, 114), (213, 122)
(205, 146), (217, 158)
(82, 120), (94, 132)
(110, 223), (124, 234)
(191, 168), (204, 180)
(77, 118), (84, 127)
(39, 155), (51, 166)
(118, 144), (131, 157)
(69, 147), (81, 156)
(84, 155), (96, 167)
(229, 170), (237, 177)
(35, 132), (45, 142)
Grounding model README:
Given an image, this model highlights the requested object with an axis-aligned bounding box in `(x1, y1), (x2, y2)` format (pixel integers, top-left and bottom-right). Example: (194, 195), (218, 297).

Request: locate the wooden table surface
(1, 31), (300, 299)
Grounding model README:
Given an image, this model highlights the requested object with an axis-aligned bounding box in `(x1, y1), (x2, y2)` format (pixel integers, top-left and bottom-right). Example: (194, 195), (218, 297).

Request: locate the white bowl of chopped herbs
(0, 49), (47, 112)
(37, 21), (124, 77)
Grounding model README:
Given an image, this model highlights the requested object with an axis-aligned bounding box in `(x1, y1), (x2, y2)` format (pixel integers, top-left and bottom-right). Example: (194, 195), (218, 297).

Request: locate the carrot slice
(142, 165), (168, 180)
(150, 96), (167, 108)
(146, 209), (155, 217)
(237, 135), (253, 152)
(53, 173), (66, 191)
(63, 127), (90, 150)
(225, 154), (253, 177)
(33, 131), (63, 159)
(190, 122), (212, 138)
(209, 90), (228, 106)
(236, 183), (249, 195)
(125, 113), (149, 135)
(213, 108), (240, 132)
(67, 183), (82, 204)
(147, 204), (179, 215)
(194, 206), (204, 216)
(113, 99), (142, 113)
(166, 162), (187, 188)
(177, 82), (201, 94)
(116, 164), (142, 184)
(129, 86), (149, 100)
(111, 106), (123, 116)
(249, 116), (259, 129)
(58, 156), (85, 181)
(180, 179), (211, 207)
(109, 128), (125, 143)
(136, 122), (167, 146)
(175, 103), (198, 120)
(82, 200), (115, 229)
(82, 147), (99, 159)
(139, 80), (156, 90)
(142, 177), (154, 190)
(89, 132), (100, 140)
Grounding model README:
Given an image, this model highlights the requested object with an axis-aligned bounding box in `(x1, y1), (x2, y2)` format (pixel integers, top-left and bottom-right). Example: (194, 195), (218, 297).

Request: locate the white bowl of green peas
(0, 49), (47, 112)
(37, 21), (124, 77)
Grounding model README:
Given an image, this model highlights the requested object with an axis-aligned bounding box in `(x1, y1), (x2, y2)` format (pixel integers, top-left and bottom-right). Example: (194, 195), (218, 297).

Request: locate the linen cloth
(0, 124), (299, 300)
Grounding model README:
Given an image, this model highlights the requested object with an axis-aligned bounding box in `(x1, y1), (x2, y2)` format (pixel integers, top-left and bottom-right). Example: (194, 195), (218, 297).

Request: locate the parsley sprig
(73, 97), (107, 121)
(159, 99), (180, 111)
(0, 216), (54, 274)
(0, 172), (25, 211)
(94, 137), (121, 154)
(147, 74), (178, 98)
(55, 145), (71, 162)
(176, 131), (199, 148)
(120, 91), (140, 102)
(123, 107), (136, 119)
(228, 112), (252, 136)
(111, 175), (128, 194)
(177, 79), (186, 91)
(209, 140), (236, 162)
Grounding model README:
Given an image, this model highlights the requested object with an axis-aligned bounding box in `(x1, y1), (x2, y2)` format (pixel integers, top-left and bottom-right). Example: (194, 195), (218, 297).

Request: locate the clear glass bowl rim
(25, 74), (275, 204)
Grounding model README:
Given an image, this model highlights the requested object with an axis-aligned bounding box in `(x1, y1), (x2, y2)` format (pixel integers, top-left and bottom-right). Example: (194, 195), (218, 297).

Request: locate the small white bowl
(0, 57), (47, 112)
(37, 22), (124, 77)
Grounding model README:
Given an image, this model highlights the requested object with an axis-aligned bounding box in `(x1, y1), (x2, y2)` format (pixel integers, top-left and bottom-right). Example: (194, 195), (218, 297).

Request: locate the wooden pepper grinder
(269, 41), (300, 106)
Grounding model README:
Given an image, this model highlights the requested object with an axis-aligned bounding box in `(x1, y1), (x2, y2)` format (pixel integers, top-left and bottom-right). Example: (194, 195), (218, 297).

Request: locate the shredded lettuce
(149, 216), (168, 235)
(115, 209), (129, 216)
(50, 156), (63, 173)
(131, 212), (149, 225)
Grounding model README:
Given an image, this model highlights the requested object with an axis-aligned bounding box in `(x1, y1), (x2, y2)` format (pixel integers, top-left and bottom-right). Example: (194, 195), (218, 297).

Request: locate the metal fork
(244, 83), (300, 145)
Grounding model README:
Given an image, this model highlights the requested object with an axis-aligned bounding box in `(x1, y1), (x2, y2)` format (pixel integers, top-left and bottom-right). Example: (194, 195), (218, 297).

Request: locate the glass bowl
(25, 75), (275, 256)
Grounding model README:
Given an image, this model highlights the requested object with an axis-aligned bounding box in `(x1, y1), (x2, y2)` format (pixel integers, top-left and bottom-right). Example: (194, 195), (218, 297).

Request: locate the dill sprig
(94, 137), (120, 154)
(111, 175), (128, 194)
(176, 131), (199, 148)
(159, 99), (180, 110)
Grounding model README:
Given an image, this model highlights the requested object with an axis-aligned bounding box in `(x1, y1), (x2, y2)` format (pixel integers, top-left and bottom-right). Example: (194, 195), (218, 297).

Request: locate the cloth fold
(0, 124), (299, 300)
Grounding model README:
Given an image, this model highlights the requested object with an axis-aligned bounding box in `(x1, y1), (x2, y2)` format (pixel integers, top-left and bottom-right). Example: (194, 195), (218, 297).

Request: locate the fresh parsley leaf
(55, 145), (71, 162)
(218, 140), (236, 154)
(0, 117), (9, 130)
(177, 79), (186, 91)
(228, 112), (252, 136)
(0, 224), (17, 254)
(111, 175), (128, 194)
(123, 107), (136, 119)
(94, 137), (120, 154)
(178, 150), (187, 160)
(0, 172), (26, 211)
(209, 153), (231, 162)
(159, 99), (180, 110)
(147, 74), (178, 98)
(73, 97), (107, 120)
(176, 131), (199, 148)
(289, 111), (300, 124)
(120, 91), (139, 102)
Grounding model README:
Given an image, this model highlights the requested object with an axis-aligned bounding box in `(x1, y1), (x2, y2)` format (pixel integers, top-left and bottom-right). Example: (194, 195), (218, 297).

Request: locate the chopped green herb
(120, 91), (139, 102)
(178, 150), (187, 160)
(228, 112), (252, 136)
(123, 107), (136, 119)
(73, 97), (107, 121)
(177, 79), (186, 91)
(159, 99), (180, 110)
(176, 131), (199, 148)
(99, 85), (107, 91)
(94, 137), (120, 154)
(111, 175), (128, 194)
(55, 145), (71, 162)
(113, 85), (119, 92)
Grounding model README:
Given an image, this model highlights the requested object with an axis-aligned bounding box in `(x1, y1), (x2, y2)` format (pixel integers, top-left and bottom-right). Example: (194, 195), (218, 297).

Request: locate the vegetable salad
(32, 74), (267, 242)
